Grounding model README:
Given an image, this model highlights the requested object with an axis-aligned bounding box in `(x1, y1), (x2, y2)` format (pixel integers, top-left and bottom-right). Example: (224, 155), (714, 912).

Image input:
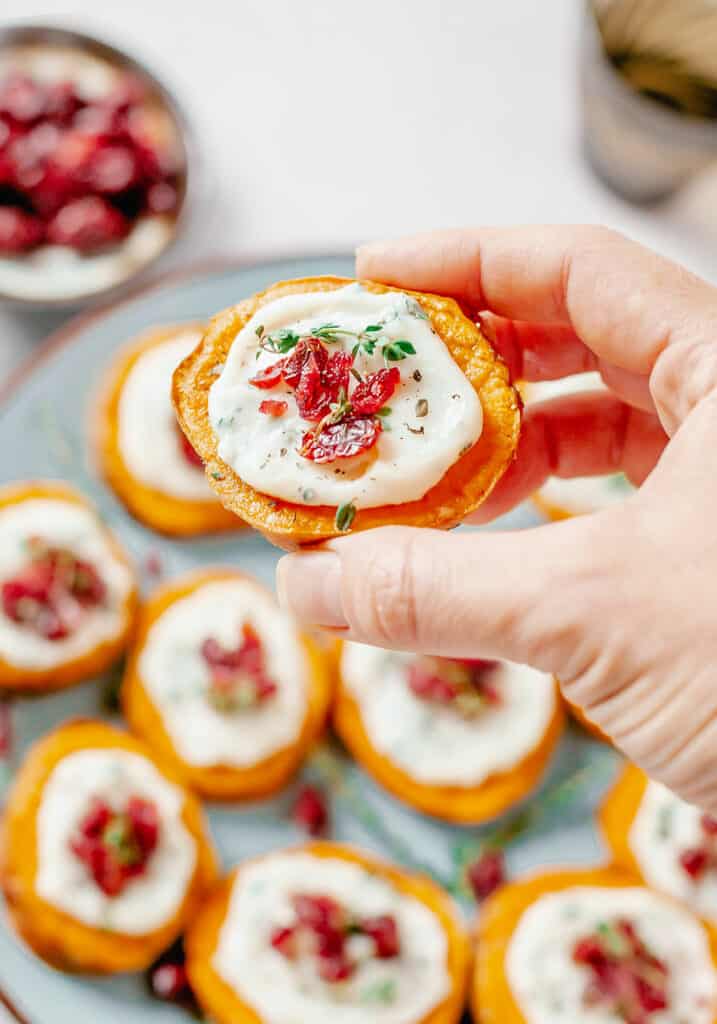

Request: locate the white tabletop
(2, 0), (717, 377)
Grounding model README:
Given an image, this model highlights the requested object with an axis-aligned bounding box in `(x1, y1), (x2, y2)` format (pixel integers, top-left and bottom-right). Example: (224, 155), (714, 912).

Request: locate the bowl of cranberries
(0, 24), (191, 306)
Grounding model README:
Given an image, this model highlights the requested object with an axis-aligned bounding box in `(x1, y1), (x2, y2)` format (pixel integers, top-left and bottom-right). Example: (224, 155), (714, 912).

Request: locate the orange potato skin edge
(172, 276), (522, 550)
(0, 719), (218, 973)
(186, 841), (472, 1024)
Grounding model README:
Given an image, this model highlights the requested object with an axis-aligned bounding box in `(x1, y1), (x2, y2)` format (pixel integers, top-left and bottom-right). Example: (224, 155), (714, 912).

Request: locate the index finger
(356, 225), (717, 378)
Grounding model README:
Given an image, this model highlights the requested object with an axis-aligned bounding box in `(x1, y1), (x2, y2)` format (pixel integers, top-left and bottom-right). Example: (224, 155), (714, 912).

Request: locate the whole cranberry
(292, 784), (329, 836)
(467, 848), (506, 901)
(86, 143), (141, 194)
(147, 181), (179, 215)
(0, 207), (45, 254)
(45, 81), (84, 125)
(46, 196), (129, 251)
(150, 962), (190, 1001)
(0, 73), (47, 125)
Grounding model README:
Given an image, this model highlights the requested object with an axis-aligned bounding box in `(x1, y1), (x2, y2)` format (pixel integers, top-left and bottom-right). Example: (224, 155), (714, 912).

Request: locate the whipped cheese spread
(506, 885), (717, 1023)
(138, 579), (309, 767)
(0, 498), (133, 669)
(340, 644), (556, 786)
(208, 284), (483, 509)
(117, 327), (210, 501)
(213, 851), (452, 1024)
(527, 372), (635, 514)
(630, 779), (717, 921)
(35, 748), (196, 934)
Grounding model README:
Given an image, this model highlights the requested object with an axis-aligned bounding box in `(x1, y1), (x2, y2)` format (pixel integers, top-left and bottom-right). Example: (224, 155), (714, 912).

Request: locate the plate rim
(0, 249), (354, 409)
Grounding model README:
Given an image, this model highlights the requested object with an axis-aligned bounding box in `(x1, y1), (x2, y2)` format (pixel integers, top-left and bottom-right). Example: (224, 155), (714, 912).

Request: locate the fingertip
(355, 238), (393, 280)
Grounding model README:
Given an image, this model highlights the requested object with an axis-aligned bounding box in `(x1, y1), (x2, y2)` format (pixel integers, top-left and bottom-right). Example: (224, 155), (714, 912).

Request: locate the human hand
(277, 226), (717, 811)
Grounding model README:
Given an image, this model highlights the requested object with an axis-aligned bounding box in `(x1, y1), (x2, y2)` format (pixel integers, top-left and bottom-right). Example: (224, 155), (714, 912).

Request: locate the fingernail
(276, 551), (347, 628)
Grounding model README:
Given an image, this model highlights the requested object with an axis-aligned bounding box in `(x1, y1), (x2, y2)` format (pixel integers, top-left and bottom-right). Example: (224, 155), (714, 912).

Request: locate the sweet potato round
(122, 568), (333, 800)
(94, 323), (245, 537)
(0, 719), (218, 973)
(472, 865), (717, 1023)
(173, 276), (521, 550)
(186, 841), (472, 1024)
(333, 656), (564, 824)
(0, 481), (138, 694)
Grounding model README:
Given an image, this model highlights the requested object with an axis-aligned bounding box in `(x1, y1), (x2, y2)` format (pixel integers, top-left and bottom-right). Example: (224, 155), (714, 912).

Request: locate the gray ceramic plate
(0, 254), (618, 1023)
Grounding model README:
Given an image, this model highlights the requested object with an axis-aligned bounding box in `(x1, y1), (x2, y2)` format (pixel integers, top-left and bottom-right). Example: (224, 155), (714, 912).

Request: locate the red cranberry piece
(573, 935), (607, 967)
(702, 814), (717, 836)
(250, 360), (286, 389)
(144, 550), (163, 579)
(0, 207), (44, 253)
(0, 73), (47, 125)
(292, 785), (329, 836)
(300, 414), (381, 463)
(467, 848), (506, 901)
(8, 124), (61, 190)
(126, 796), (160, 857)
(282, 338), (328, 390)
(45, 81), (83, 125)
(292, 893), (343, 932)
(679, 847), (709, 880)
(177, 426), (204, 468)
(146, 181), (179, 215)
(150, 962), (190, 1001)
(407, 663), (458, 704)
(351, 367), (401, 415)
(86, 143), (141, 194)
(323, 350), (353, 397)
(46, 196), (129, 251)
(361, 915), (400, 958)
(80, 798), (113, 838)
(259, 399), (288, 417)
(295, 351), (332, 422)
(0, 702), (12, 759)
(317, 955), (354, 984)
(270, 925), (298, 959)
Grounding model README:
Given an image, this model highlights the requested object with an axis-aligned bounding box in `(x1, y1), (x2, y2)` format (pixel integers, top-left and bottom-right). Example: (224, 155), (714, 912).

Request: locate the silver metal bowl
(0, 22), (196, 309)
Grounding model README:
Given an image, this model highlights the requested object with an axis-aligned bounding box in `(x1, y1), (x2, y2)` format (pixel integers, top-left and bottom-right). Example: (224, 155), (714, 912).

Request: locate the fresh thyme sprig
(256, 320), (416, 364)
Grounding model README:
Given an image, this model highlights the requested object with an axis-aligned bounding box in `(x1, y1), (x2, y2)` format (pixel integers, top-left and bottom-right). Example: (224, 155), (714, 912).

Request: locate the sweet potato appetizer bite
(0, 481), (137, 693)
(473, 866), (717, 1023)
(523, 372), (635, 520)
(601, 763), (717, 936)
(186, 841), (471, 1024)
(95, 323), (243, 536)
(334, 644), (563, 824)
(173, 276), (521, 549)
(122, 568), (332, 800)
(1, 719), (217, 973)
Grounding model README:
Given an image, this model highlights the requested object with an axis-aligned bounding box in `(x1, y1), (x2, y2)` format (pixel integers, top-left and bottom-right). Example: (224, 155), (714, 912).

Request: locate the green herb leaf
(363, 324), (383, 333)
(376, 406), (392, 417)
(335, 501), (357, 533)
(255, 324), (264, 338)
(382, 339), (416, 361)
(361, 978), (397, 1005)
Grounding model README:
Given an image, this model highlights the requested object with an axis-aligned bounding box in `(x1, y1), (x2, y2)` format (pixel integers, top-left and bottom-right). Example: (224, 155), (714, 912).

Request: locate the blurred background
(2, 0), (717, 373)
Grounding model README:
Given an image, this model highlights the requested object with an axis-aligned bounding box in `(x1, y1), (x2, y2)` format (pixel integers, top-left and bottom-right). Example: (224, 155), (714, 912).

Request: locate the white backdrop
(2, 0), (717, 374)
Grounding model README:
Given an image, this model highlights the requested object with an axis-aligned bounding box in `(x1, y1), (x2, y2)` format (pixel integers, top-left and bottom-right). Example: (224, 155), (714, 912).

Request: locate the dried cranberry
(0, 73), (47, 125)
(292, 784), (329, 836)
(250, 360), (285, 389)
(270, 925), (298, 959)
(0, 207), (45, 253)
(85, 143), (141, 194)
(150, 963), (190, 1001)
(47, 196), (129, 251)
(351, 367), (401, 415)
(300, 414), (381, 463)
(177, 425), (203, 468)
(202, 623), (277, 711)
(45, 81), (83, 125)
(467, 848), (506, 901)
(259, 399), (288, 417)
(295, 349), (332, 421)
(292, 893), (343, 931)
(282, 338), (327, 389)
(679, 847), (709, 880)
(126, 797), (160, 857)
(323, 350), (353, 397)
(146, 181), (179, 215)
(317, 956), (354, 983)
(408, 663), (458, 704)
(361, 915), (400, 958)
(8, 124), (61, 190)
(70, 795), (160, 897)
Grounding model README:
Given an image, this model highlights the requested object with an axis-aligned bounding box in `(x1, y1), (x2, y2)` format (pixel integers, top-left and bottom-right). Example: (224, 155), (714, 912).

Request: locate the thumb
(276, 515), (625, 672)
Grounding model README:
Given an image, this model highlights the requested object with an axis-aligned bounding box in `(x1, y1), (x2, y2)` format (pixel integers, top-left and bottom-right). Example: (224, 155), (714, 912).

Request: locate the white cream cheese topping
(0, 498), (133, 669)
(340, 643), (556, 786)
(527, 372), (635, 513)
(208, 283), (483, 509)
(213, 851), (451, 1024)
(138, 579), (309, 767)
(630, 779), (717, 921)
(506, 885), (717, 1023)
(117, 328), (211, 501)
(35, 748), (196, 935)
